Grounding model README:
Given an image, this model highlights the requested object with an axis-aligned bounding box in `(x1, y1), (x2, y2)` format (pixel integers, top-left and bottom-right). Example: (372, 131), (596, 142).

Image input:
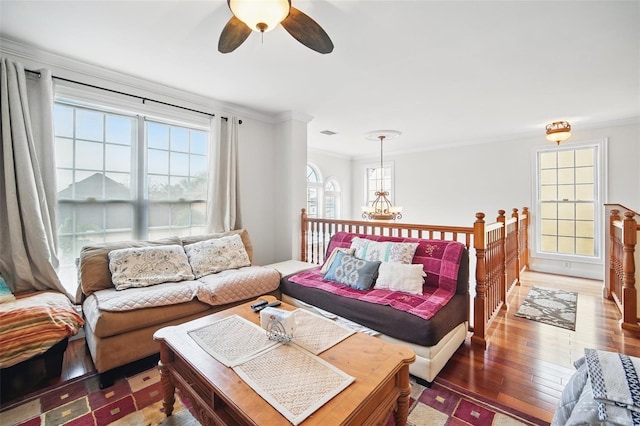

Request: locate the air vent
(320, 130), (337, 136)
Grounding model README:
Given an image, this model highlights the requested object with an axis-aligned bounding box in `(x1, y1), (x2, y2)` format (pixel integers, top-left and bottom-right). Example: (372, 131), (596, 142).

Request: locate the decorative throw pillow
(108, 245), (195, 290)
(320, 247), (356, 274)
(374, 262), (426, 295)
(0, 275), (16, 303)
(184, 234), (251, 278)
(350, 237), (419, 264)
(323, 251), (381, 291)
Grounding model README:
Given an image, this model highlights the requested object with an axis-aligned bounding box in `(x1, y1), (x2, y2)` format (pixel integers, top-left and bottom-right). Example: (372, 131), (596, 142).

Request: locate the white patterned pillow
(184, 234), (251, 278)
(108, 245), (195, 290)
(320, 247), (356, 274)
(374, 262), (426, 295)
(350, 237), (419, 264)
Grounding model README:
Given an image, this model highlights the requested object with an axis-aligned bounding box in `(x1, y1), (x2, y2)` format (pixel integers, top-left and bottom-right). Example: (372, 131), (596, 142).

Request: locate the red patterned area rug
(0, 366), (548, 426)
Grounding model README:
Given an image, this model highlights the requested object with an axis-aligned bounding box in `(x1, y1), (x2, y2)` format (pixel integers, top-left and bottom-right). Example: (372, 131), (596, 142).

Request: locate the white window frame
(531, 138), (608, 265)
(53, 85), (211, 268)
(306, 163), (323, 218)
(363, 161), (396, 207)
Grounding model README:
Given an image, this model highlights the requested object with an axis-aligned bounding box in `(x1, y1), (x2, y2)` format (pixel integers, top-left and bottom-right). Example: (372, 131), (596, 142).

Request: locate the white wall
(350, 121), (640, 280)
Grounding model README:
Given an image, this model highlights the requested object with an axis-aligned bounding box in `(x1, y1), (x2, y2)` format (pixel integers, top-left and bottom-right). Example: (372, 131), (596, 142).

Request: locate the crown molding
(0, 37), (276, 124)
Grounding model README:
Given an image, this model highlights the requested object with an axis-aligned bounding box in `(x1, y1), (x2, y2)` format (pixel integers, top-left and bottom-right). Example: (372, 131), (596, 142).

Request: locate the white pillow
(350, 237), (418, 264)
(320, 247), (356, 274)
(108, 245), (195, 290)
(374, 262), (426, 295)
(184, 234), (251, 278)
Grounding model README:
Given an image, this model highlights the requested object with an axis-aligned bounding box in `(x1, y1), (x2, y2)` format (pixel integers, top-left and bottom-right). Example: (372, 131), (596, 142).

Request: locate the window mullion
(136, 115), (147, 240)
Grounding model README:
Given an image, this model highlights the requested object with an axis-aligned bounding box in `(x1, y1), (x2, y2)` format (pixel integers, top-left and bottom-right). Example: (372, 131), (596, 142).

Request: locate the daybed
(0, 289), (84, 399)
(79, 229), (280, 387)
(280, 231), (469, 385)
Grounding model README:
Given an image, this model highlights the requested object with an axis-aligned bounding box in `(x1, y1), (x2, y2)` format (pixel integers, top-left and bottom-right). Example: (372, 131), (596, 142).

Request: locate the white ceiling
(1, 1), (638, 157)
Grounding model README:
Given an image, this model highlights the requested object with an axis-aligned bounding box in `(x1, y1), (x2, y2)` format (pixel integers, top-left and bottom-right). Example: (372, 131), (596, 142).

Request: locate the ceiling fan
(218, 0), (334, 54)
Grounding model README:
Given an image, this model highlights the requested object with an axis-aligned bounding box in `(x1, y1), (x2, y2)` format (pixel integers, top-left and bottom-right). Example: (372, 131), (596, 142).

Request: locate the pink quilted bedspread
(288, 233), (466, 320)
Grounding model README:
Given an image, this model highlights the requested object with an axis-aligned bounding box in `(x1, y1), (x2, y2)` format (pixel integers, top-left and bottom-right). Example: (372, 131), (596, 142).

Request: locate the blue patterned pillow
(323, 251), (381, 290)
(0, 275), (16, 303)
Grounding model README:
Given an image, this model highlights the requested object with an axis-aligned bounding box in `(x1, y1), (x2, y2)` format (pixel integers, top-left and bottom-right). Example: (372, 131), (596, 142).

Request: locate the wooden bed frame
(299, 207), (529, 347)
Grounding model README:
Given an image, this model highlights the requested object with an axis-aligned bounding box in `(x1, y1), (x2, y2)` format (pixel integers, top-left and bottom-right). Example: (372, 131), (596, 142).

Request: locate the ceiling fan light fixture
(229, 0), (290, 33)
(545, 121), (572, 144)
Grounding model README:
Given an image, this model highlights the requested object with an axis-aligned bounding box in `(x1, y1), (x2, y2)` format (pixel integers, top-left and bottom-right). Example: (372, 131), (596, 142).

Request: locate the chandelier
(545, 121), (572, 145)
(361, 130), (403, 221)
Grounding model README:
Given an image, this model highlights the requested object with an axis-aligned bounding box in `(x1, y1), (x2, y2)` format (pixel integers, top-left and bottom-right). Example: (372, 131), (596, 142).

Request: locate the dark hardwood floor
(3, 270), (638, 423)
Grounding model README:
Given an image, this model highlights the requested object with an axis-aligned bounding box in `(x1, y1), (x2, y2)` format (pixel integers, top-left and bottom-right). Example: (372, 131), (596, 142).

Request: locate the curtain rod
(26, 68), (242, 123)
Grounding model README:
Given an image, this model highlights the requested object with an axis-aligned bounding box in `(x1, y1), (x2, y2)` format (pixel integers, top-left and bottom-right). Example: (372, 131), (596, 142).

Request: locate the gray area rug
(515, 286), (578, 330)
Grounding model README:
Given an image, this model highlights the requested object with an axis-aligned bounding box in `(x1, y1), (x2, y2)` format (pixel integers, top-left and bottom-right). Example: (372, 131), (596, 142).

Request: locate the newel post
(608, 209), (621, 300)
(301, 208), (308, 262)
(497, 210), (507, 309)
(621, 211), (638, 332)
(521, 207), (530, 270)
(512, 208), (521, 286)
(471, 212), (487, 348)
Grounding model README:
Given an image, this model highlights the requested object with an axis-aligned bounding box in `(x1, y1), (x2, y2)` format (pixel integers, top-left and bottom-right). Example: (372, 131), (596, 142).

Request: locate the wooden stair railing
(608, 207), (640, 333)
(299, 207), (529, 349)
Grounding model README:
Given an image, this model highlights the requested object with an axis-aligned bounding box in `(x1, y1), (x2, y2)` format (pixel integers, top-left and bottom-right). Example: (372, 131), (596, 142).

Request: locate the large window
(54, 101), (209, 268)
(306, 164), (341, 218)
(536, 143), (604, 259)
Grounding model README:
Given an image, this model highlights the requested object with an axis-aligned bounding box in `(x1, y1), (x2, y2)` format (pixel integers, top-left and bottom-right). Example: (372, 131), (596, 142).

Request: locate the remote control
(253, 301), (281, 313)
(251, 299), (268, 309)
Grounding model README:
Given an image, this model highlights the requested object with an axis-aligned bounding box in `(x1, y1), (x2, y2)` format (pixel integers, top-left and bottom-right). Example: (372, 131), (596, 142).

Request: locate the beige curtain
(207, 116), (241, 233)
(0, 57), (65, 294)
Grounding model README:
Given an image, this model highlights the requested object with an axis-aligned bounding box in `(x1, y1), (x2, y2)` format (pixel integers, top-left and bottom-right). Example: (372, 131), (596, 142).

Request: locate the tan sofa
(79, 229), (280, 387)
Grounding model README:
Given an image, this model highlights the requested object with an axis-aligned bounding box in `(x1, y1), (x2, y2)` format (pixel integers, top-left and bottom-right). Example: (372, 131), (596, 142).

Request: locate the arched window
(306, 164), (322, 218)
(324, 179), (341, 219)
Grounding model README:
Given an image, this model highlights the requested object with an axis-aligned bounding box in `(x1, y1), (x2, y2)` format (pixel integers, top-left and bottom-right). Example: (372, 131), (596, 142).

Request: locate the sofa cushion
(91, 280), (199, 312)
(83, 292), (211, 338)
(181, 229), (254, 264)
(184, 234), (250, 278)
(320, 247), (355, 274)
(108, 245), (195, 290)
(323, 251), (381, 291)
(374, 262), (426, 295)
(350, 237), (418, 264)
(80, 236), (182, 296)
(196, 266), (280, 306)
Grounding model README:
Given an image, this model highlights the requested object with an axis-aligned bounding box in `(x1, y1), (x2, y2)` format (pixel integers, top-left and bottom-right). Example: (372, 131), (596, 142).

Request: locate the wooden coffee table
(153, 296), (415, 425)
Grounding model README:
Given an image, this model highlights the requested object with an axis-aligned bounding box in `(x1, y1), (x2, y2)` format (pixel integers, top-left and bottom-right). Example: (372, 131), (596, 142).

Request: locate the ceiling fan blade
(218, 16), (252, 53)
(281, 7), (333, 54)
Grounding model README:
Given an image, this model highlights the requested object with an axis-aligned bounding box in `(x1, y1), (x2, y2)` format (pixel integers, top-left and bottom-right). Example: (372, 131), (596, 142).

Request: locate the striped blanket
(0, 291), (84, 368)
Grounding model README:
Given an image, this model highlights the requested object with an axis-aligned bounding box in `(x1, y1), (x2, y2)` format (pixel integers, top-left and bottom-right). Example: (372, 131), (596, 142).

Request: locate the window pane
(575, 149), (593, 167)
(557, 168), (574, 185)
(575, 167), (594, 184)
(576, 204), (594, 220)
(191, 132), (207, 155)
(539, 152), (556, 169)
(76, 109), (103, 141)
(54, 105), (74, 137)
(558, 185), (574, 201)
(558, 237), (574, 254)
(169, 176), (188, 200)
(172, 204), (190, 227)
(76, 140), (103, 170)
(540, 169), (556, 185)
(541, 235), (557, 252)
(576, 221), (594, 238)
(541, 219), (557, 234)
(149, 175), (169, 200)
(191, 202), (206, 226)
(148, 149), (169, 174)
(170, 152), (189, 176)
(106, 115), (133, 145)
(540, 186), (557, 201)
(56, 137), (74, 168)
(558, 203), (575, 220)
(149, 203), (170, 227)
(558, 220), (575, 237)
(74, 171), (103, 200)
(105, 144), (130, 172)
(170, 127), (189, 152)
(190, 154), (207, 175)
(147, 122), (169, 149)
(576, 238), (594, 256)
(106, 204), (133, 230)
(557, 151), (574, 167)
(576, 184), (594, 201)
(105, 172), (131, 199)
(57, 170), (73, 196)
(540, 203), (557, 219)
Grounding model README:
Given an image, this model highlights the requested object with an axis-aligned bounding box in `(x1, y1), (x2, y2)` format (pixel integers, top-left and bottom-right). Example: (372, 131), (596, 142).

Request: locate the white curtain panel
(0, 57), (65, 294)
(207, 116), (242, 233)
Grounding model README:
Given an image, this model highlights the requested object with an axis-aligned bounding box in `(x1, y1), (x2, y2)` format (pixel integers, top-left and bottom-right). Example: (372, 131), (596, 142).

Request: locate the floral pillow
(350, 237), (419, 264)
(108, 245), (195, 290)
(184, 234), (251, 279)
(323, 251), (381, 291)
(374, 262), (426, 295)
(320, 247), (356, 274)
